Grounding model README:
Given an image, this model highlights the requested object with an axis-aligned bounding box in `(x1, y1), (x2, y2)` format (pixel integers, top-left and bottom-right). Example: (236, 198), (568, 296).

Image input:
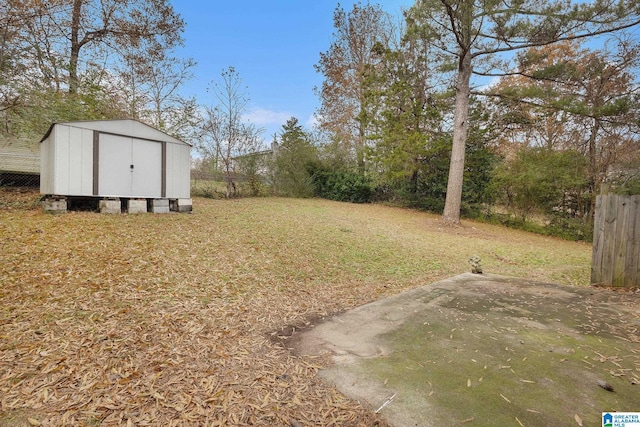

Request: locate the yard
(0, 190), (592, 426)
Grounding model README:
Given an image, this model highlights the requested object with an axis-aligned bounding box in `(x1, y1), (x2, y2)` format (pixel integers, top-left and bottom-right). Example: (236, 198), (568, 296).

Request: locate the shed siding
(65, 126), (93, 196)
(40, 128), (55, 194)
(67, 126), (82, 194)
(180, 144), (190, 197)
(53, 125), (70, 194)
(47, 125), (94, 196)
(79, 128), (94, 195)
(165, 142), (190, 198)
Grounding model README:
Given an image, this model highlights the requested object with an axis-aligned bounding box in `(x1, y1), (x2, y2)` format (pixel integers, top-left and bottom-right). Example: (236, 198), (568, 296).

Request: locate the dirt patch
(293, 273), (640, 426)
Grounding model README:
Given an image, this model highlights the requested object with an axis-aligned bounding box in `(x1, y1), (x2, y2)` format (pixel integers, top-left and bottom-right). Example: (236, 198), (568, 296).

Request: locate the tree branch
(472, 16), (640, 59)
(479, 89), (639, 127)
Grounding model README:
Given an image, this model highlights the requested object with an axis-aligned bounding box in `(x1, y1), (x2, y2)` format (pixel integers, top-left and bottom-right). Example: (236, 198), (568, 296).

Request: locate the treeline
(223, 1), (640, 241)
(3, 1), (640, 241)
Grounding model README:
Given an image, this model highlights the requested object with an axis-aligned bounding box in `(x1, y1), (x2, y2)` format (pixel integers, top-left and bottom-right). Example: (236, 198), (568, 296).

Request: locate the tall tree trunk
(69, 0), (83, 94)
(357, 117), (366, 173)
(587, 118), (600, 221)
(442, 49), (472, 224)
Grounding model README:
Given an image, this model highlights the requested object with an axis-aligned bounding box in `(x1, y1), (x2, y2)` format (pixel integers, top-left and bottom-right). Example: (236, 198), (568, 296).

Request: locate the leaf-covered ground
(0, 190), (593, 426)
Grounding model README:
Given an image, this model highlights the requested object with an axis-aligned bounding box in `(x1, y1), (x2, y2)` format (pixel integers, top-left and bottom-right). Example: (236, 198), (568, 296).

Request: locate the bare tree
(0, 1), (26, 134)
(0, 0), (188, 141)
(198, 67), (263, 198)
(67, 0), (184, 94)
(146, 56), (198, 140)
(116, 50), (199, 142)
(5, 0), (184, 94)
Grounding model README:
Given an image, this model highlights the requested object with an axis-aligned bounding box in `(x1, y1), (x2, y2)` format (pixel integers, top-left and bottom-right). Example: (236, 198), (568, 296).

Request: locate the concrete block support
(127, 199), (147, 214)
(43, 197), (67, 214)
(99, 199), (121, 214)
(150, 198), (170, 214)
(170, 198), (192, 213)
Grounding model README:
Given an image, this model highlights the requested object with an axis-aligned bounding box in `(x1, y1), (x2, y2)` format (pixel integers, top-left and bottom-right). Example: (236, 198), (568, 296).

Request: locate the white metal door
(131, 138), (162, 197)
(98, 134), (162, 197)
(98, 134), (133, 197)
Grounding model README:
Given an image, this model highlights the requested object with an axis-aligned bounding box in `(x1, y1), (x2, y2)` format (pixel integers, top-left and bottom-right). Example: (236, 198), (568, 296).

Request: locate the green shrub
(311, 169), (373, 203)
(475, 211), (592, 242)
(544, 216), (592, 242)
(239, 176), (269, 197)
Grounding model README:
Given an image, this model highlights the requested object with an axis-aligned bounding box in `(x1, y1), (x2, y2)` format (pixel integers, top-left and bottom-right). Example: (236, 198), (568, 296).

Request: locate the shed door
(131, 138), (162, 197)
(98, 134), (162, 197)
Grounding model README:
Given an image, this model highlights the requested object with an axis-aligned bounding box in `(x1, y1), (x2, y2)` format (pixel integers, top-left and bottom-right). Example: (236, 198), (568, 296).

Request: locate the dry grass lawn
(0, 189), (592, 426)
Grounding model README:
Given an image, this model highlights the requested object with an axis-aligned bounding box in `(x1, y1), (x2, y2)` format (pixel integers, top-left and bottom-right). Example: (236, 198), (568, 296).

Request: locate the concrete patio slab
(293, 273), (640, 426)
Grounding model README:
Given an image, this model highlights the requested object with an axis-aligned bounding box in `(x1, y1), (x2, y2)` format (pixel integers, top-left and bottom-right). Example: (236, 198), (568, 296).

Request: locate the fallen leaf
(0, 191), (632, 426)
(574, 414), (583, 426)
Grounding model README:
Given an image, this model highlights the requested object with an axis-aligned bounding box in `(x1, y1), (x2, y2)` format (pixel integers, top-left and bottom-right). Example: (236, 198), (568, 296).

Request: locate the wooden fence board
(613, 196), (628, 287)
(590, 195), (604, 284)
(591, 194), (640, 288)
(624, 196), (640, 287)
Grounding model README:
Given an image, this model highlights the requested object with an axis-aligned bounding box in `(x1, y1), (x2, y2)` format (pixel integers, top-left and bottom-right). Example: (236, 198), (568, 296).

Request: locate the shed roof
(40, 119), (191, 146)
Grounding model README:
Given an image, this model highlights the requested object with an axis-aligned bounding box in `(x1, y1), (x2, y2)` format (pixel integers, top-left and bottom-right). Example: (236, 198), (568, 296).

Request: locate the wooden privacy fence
(591, 194), (640, 288)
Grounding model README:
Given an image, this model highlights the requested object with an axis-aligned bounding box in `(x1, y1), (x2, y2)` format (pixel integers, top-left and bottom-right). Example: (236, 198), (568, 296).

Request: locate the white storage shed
(40, 120), (191, 213)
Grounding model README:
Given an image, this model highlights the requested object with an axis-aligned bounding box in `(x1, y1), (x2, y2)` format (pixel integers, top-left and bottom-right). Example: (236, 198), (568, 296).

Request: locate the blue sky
(171, 1), (414, 143)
